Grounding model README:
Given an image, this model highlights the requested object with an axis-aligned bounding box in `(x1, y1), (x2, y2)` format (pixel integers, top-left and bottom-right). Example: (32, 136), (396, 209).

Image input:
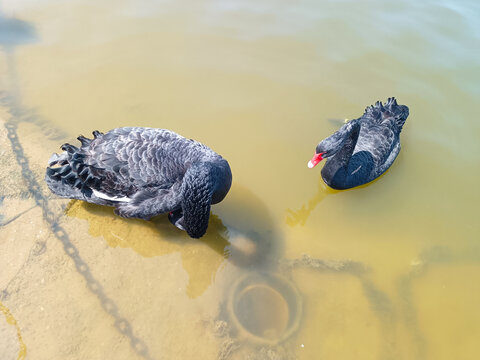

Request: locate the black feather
(314, 98), (409, 189)
(45, 127), (232, 238)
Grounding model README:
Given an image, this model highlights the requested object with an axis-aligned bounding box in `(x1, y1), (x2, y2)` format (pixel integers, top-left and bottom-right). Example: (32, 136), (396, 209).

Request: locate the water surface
(1, 0), (479, 359)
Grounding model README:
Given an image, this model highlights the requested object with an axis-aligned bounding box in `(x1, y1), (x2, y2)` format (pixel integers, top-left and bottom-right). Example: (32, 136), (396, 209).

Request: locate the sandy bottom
(2, 105), (480, 360)
(0, 108), (306, 360)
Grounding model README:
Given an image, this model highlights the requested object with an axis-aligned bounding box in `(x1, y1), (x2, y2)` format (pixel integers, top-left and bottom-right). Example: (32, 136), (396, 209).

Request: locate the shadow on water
(286, 167), (389, 227)
(0, 9), (36, 101)
(0, 11), (37, 48)
(286, 177), (340, 227)
(66, 183), (281, 298)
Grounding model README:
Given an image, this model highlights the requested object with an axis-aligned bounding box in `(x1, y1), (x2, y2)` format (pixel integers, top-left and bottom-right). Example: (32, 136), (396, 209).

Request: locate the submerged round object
(228, 272), (302, 345)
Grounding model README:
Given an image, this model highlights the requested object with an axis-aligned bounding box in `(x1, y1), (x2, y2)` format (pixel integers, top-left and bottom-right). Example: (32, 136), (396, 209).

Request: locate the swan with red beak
(307, 152), (325, 168)
(307, 97), (409, 190)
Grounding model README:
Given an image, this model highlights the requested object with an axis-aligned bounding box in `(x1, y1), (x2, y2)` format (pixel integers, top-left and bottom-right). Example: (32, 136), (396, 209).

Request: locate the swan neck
(328, 120), (361, 160)
(181, 164), (215, 238)
(339, 122), (360, 159)
(321, 121), (361, 188)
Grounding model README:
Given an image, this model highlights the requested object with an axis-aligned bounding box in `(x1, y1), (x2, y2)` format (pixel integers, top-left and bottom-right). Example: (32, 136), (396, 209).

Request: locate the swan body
(45, 127), (232, 238)
(308, 97), (409, 189)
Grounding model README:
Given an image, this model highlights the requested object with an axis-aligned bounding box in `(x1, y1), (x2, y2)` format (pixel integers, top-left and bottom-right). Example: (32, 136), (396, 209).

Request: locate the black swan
(308, 97), (409, 190)
(45, 127), (232, 238)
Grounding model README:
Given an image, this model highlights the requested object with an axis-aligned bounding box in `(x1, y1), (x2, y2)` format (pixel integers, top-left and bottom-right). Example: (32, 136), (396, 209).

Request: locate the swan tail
(45, 135), (105, 201)
(364, 100), (385, 122)
(364, 97), (409, 131)
(384, 97), (409, 130)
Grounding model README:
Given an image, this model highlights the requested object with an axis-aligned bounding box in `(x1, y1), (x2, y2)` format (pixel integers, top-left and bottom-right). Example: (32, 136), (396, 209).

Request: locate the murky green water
(1, 0), (479, 359)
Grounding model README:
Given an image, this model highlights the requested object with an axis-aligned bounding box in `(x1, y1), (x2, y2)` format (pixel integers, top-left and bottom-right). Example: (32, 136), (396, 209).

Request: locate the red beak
(308, 152), (324, 168)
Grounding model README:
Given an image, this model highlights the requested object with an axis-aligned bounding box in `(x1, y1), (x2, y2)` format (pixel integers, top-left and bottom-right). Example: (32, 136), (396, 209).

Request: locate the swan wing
(354, 124), (398, 168)
(79, 128), (187, 197)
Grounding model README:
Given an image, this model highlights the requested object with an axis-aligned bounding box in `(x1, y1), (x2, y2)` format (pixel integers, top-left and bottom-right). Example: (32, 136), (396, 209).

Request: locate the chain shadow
(0, 12), (156, 357)
(396, 246), (480, 360)
(280, 255), (398, 360)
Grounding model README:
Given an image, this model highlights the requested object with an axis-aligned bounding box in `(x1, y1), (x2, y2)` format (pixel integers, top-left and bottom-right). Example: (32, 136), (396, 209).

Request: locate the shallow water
(1, 0), (479, 359)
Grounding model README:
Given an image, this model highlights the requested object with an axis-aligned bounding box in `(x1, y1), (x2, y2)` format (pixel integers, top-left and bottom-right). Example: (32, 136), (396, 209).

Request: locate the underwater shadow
(66, 201), (225, 299)
(212, 183), (282, 269)
(66, 183), (281, 298)
(281, 254), (398, 360)
(396, 246), (480, 360)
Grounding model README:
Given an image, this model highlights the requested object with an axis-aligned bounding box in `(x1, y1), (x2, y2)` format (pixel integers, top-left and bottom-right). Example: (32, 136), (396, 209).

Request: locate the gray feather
(314, 98), (409, 189)
(45, 127), (232, 238)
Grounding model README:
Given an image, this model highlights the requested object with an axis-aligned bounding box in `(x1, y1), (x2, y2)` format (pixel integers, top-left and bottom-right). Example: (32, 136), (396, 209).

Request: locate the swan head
(308, 117), (363, 169)
(308, 134), (348, 168)
(308, 122), (354, 168)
